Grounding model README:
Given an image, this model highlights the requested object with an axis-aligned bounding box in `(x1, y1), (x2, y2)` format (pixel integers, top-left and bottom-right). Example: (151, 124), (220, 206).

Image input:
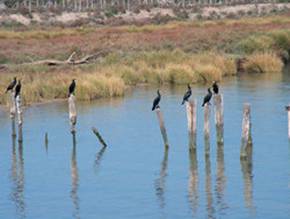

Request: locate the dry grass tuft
(244, 52), (283, 74)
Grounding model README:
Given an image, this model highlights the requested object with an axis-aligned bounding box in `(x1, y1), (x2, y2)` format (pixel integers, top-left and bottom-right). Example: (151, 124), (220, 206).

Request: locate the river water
(0, 70), (290, 219)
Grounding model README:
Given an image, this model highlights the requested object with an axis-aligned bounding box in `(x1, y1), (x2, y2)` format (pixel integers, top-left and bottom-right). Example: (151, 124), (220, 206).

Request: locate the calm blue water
(0, 72), (290, 219)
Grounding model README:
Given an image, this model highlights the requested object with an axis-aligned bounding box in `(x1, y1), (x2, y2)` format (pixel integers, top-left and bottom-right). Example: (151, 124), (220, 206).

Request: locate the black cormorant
(14, 80), (21, 98)
(181, 84), (192, 105)
(68, 79), (76, 97)
(152, 90), (161, 111)
(212, 81), (219, 94)
(5, 77), (17, 93)
(202, 88), (212, 107)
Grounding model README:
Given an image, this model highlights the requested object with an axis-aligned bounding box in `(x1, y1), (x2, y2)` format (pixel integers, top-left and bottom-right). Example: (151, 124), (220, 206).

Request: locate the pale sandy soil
(0, 3), (289, 26)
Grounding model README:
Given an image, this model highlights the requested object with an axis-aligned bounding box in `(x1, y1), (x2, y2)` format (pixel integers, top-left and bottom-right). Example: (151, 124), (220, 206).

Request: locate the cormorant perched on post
(68, 79), (76, 97)
(14, 80), (21, 98)
(212, 81), (219, 94)
(202, 88), (212, 107)
(152, 90), (161, 111)
(5, 77), (17, 93)
(181, 84), (192, 105)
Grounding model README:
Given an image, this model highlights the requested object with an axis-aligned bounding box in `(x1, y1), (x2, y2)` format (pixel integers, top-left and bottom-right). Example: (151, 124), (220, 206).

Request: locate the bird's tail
(181, 100), (185, 105)
(152, 106), (155, 111)
(202, 103), (205, 107)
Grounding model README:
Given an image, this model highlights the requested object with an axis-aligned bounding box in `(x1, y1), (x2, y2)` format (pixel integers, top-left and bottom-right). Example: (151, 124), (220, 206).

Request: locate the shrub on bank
(243, 52), (283, 74)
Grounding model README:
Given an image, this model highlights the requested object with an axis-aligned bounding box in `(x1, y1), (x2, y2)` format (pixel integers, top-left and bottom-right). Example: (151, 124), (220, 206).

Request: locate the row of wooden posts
(155, 94), (252, 159)
(10, 92), (252, 159)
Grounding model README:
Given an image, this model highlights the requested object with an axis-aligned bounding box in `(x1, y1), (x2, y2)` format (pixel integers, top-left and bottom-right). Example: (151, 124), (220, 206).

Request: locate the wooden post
(16, 95), (23, 143)
(204, 104), (210, 139)
(241, 103), (251, 158)
(186, 99), (197, 150)
(286, 104), (290, 139)
(214, 94), (224, 144)
(91, 127), (108, 147)
(10, 91), (16, 119)
(156, 108), (169, 148)
(204, 104), (210, 155)
(68, 95), (77, 134)
(10, 91), (16, 137)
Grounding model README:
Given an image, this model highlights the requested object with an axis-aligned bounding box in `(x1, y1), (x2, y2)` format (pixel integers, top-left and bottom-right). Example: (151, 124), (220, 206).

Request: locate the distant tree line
(0, 0), (284, 12)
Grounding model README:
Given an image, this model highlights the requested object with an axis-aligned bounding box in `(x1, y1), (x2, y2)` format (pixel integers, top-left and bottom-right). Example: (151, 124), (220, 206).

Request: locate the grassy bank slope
(0, 15), (289, 105)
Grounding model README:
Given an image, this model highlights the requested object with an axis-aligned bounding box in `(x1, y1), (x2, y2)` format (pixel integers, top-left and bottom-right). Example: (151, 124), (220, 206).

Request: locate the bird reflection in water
(10, 135), (26, 219)
(155, 148), (169, 209)
(188, 148), (198, 216)
(71, 137), (80, 219)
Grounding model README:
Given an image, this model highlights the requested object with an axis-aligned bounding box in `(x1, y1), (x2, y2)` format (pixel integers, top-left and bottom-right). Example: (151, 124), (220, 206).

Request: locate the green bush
(237, 35), (275, 54)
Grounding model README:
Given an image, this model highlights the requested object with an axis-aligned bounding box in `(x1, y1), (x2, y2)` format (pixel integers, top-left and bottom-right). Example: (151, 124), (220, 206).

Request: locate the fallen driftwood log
(0, 50), (109, 68)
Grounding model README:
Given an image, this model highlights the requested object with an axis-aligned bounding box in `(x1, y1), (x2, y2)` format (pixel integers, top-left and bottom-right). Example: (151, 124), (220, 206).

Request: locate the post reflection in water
(44, 133), (48, 154)
(215, 125), (227, 214)
(188, 148), (198, 216)
(94, 146), (107, 175)
(154, 148), (169, 209)
(240, 140), (255, 213)
(71, 137), (80, 219)
(205, 138), (215, 219)
(10, 134), (26, 219)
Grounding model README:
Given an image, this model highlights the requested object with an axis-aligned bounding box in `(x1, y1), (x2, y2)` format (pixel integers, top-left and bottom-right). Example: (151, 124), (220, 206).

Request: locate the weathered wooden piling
(68, 94), (77, 134)
(241, 103), (251, 158)
(186, 99), (197, 135)
(214, 94), (224, 127)
(204, 104), (210, 139)
(156, 108), (169, 148)
(286, 104), (290, 139)
(91, 127), (108, 147)
(205, 135), (210, 156)
(10, 91), (16, 118)
(16, 95), (23, 142)
(10, 91), (16, 136)
(204, 103), (210, 150)
(214, 94), (224, 144)
(186, 99), (197, 150)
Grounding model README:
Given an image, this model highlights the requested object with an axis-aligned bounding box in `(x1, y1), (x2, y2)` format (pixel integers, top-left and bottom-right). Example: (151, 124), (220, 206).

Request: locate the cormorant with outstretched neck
(152, 90), (161, 111)
(212, 81), (219, 94)
(181, 84), (192, 105)
(5, 77), (17, 93)
(68, 79), (76, 97)
(202, 88), (212, 107)
(14, 80), (21, 98)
